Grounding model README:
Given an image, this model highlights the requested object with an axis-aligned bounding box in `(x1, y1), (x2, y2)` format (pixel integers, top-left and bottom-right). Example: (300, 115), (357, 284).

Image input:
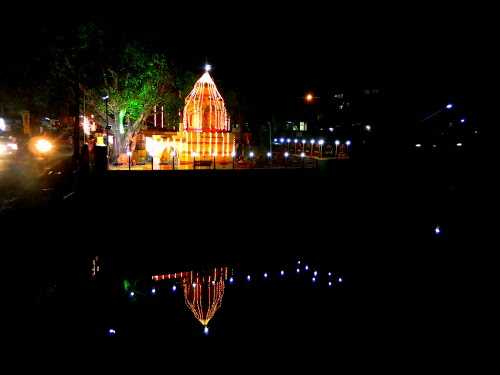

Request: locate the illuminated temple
(150, 69), (235, 167)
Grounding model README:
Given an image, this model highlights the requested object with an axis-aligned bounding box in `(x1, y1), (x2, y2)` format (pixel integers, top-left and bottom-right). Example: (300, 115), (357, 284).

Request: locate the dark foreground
(2, 152), (486, 340)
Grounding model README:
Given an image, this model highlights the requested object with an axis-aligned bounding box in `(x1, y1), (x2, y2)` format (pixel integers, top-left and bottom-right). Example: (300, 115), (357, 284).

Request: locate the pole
(213, 156), (216, 170)
(269, 122), (272, 157)
(128, 154), (131, 171)
(151, 156), (154, 170)
(172, 156), (175, 170)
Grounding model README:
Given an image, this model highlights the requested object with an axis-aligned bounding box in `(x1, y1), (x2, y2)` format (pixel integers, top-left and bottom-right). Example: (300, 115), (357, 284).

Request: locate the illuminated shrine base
(169, 131), (236, 169)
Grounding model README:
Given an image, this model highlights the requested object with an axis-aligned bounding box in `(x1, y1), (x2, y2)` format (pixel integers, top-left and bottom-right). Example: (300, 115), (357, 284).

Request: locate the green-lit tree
(88, 46), (179, 160)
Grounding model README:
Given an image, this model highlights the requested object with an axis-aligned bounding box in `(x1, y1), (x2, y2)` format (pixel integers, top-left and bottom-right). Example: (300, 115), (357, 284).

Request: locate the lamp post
(310, 139), (315, 156)
(267, 151), (272, 167)
(127, 150), (132, 170)
(318, 139), (324, 158)
(294, 139), (298, 154)
(286, 138), (291, 152)
(421, 103), (454, 122)
(334, 140), (340, 157)
(284, 151), (289, 167)
(301, 139), (306, 154)
(192, 151), (197, 170)
(346, 140), (351, 155)
(301, 152), (305, 168)
(212, 152), (217, 169)
(102, 95), (110, 164)
(231, 151), (236, 169)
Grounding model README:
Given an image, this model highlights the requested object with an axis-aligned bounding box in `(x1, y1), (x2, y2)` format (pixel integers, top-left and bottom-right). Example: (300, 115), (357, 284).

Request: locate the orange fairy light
(183, 71), (230, 133)
(153, 267), (230, 328)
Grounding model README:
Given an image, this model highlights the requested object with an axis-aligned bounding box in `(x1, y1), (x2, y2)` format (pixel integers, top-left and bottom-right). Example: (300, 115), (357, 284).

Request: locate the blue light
(446, 103), (453, 109)
(108, 328), (116, 336)
(273, 138), (278, 142)
(328, 272), (332, 277)
(204, 326), (209, 335)
(247, 275), (251, 282)
(297, 260), (301, 265)
(434, 226), (441, 235)
(151, 288), (156, 295)
(280, 270), (285, 276)
(172, 285), (177, 292)
(328, 281), (332, 287)
(313, 271), (318, 277)
(338, 277), (343, 283)
(264, 272), (268, 278)
(312, 277), (316, 283)
(280, 138), (284, 143)
(305, 265), (309, 271)
(229, 277), (234, 284)
(460, 118), (466, 124)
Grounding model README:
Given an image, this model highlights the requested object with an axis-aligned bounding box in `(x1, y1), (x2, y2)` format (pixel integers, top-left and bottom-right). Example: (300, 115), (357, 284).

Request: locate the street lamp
(305, 93), (314, 103)
(294, 139), (298, 153)
(300, 152), (305, 168)
(446, 103), (453, 109)
(212, 152), (217, 169)
(334, 140), (340, 157)
(310, 139), (315, 156)
(284, 151), (289, 167)
(318, 139), (324, 158)
(231, 151), (236, 169)
(286, 138), (291, 152)
(279, 138), (284, 144)
(346, 140), (351, 155)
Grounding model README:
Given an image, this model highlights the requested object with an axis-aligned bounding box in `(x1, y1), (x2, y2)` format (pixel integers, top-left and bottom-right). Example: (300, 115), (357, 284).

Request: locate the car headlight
(35, 139), (53, 154)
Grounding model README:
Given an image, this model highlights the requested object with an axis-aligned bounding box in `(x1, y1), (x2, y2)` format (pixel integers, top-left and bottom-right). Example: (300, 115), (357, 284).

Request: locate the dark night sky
(1, 2), (492, 121)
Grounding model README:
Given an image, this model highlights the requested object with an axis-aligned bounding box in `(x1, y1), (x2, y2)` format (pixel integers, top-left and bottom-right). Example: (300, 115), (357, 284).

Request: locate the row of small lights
(274, 138), (351, 147)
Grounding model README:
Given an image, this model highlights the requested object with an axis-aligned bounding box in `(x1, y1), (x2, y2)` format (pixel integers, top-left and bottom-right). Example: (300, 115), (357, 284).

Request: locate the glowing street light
(34, 139), (53, 154)
(129, 291), (135, 298)
(249, 151), (255, 159)
(456, 142), (463, 147)
(229, 277), (234, 284)
(318, 139), (324, 158)
(346, 140), (351, 147)
(280, 270), (285, 276)
(0, 118), (6, 131)
(280, 138), (284, 144)
(267, 152), (272, 158)
(434, 226), (441, 235)
(172, 285), (177, 292)
(446, 103), (453, 109)
(296, 268), (300, 273)
(246, 275), (251, 282)
(305, 93), (314, 102)
(365, 125), (372, 131)
(264, 272), (268, 279)
(415, 143), (422, 148)
(151, 288), (156, 295)
(108, 328), (116, 336)
(334, 140), (340, 146)
(460, 118), (466, 124)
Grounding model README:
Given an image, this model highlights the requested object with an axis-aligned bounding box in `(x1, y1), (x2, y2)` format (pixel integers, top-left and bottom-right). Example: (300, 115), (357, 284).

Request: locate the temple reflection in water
(153, 267), (231, 330)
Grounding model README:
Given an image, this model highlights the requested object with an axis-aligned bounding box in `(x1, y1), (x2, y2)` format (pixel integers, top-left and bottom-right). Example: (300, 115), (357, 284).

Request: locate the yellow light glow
(35, 139), (53, 154)
(306, 93), (313, 102)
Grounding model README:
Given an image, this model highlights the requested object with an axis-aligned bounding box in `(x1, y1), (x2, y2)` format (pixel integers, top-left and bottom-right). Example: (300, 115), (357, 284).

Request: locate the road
(0, 145), (74, 215)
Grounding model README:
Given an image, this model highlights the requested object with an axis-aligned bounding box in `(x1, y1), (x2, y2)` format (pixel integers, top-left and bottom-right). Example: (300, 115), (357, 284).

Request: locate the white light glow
(318, 140), (324, 145)
(0, 118), (6, 131)
(284, 152), (289, 158)
(267, 152), (272, 157)
(346, 140), (351, 146)
(335, 140), (340, 146)
(294, 139), (298, 143)
(301, 152), (305, 157)
(280, 138), (284, 143)
(249, 151), (254, 158)
(204, 64), (212, 72)
(280, 270), (285, 276)
(302, 139), (306, 144)
(365, 125), (372, 131)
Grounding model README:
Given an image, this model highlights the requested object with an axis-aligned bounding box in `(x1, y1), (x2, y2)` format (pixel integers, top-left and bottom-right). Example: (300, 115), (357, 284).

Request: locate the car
(0, 135), (18, 158)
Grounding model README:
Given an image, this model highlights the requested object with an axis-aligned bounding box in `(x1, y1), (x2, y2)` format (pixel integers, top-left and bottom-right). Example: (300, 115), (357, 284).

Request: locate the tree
(89, 46), (178, 160)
